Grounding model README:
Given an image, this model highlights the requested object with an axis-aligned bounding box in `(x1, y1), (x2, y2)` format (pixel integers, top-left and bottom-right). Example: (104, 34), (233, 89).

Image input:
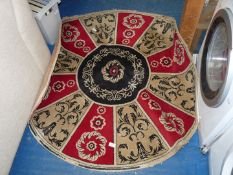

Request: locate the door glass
(206, 22), (228, 92)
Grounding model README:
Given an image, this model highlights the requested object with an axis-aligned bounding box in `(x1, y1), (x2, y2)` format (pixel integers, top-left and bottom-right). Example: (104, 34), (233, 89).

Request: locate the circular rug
(29, 10), (197, 171)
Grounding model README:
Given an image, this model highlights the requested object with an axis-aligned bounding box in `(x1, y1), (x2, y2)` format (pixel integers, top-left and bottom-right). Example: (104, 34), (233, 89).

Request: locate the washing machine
(197, 0), (233, 174)
(209, 121), (233, 175)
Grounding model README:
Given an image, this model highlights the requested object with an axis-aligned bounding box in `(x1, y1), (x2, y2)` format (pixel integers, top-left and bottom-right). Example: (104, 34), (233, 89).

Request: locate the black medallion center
(77, 45), (149, 105)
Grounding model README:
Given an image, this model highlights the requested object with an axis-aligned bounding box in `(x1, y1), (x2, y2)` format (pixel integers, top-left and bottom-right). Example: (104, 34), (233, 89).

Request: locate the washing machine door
(200, 8), (233, 107)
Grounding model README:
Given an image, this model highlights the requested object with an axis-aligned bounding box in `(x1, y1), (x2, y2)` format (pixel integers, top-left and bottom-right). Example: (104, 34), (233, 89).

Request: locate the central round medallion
(77, 45), (149, 105)
(101, 59), (125, 83)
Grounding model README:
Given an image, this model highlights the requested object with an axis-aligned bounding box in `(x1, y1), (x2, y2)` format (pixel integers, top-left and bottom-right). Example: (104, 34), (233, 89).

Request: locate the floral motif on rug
(29, 10), (197, 171)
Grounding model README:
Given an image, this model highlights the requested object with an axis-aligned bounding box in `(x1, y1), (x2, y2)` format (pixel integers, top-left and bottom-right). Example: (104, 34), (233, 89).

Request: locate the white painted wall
(0, 0), (50, 174)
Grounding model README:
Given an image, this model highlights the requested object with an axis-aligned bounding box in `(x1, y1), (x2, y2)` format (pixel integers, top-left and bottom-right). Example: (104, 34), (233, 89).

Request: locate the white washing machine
(209, 123), (233, 175)
(197, 0), (233, 174)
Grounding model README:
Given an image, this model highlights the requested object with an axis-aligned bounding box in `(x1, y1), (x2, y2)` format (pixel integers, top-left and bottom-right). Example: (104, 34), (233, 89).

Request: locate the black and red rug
(29, 10), (197, 170)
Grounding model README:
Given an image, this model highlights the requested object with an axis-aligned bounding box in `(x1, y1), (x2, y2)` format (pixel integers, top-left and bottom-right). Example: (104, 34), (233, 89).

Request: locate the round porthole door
(201, 8), (233, 107)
